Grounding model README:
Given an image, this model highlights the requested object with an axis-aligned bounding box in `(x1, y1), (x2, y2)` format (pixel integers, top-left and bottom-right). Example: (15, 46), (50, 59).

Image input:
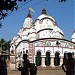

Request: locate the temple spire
(27, 10), (31, 18)
(41, 8), (47, 15)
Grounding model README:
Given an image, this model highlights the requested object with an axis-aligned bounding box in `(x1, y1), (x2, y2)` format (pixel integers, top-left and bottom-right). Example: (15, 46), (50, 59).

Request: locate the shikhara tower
(10, 8), (75, 69)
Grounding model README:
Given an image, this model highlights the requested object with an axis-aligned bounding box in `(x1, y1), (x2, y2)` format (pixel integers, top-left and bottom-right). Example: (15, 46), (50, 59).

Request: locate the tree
(0, 0), (66, 20)
(0, 0), (66, 28)
(0, 0), (27, 20)
(59, 0), (66, 2)
(0, 39), (11, 58)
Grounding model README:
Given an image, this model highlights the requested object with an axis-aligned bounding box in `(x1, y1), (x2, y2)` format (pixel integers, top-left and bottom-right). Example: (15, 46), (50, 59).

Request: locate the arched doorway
(54, 52), (60, 66)
(45, 52), (50, 66)
(35, 51), (41, 66)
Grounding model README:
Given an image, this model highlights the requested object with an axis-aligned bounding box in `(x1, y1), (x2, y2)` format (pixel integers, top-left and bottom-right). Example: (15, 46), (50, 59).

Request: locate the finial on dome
(27, 10), (32, 18)
(41, 8), (47, 14)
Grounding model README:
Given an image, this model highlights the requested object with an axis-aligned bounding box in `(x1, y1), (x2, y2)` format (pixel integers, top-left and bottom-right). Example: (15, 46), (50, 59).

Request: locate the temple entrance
(35, 51), (41, 66)
(54, 52), (60, 66)
(45, 52), (50, 66)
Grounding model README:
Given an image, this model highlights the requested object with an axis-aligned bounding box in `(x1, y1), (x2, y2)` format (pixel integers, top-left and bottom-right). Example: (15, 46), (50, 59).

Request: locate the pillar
(10, 55), (16, 70)
(41, 57), (46, 67)
(50, 56), (55, 67)
(60, 57), (63, 66)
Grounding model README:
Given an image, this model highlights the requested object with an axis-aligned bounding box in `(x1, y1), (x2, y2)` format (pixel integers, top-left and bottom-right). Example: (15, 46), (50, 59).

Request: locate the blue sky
(0, 0), (74, 41)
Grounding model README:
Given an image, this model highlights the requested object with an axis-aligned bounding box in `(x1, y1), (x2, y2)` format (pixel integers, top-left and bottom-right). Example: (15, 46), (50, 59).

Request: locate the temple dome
(35, 8), (56, 32)
(50, 26), (64, 38)
(53, 26), (64, 35)
(23, 10), (33, 28)
(37, 8), (55, 22)
(35, 8), (64, 39)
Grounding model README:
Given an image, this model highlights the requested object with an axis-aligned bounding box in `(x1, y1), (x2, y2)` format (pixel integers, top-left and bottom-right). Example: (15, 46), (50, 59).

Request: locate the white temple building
(10, 8), (75, 68)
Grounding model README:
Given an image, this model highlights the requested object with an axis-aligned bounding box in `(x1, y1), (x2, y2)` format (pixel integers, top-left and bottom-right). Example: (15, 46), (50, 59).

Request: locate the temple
(10, 8), (75, 69)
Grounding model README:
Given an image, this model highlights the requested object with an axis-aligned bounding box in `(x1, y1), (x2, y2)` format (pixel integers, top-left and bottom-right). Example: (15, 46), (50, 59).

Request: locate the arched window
(35, 51), (41, 66)
(26, 50), (28, 54)
(54, 52), (60, 66)
(45, 52), (50, 66)
(23, 51), (25, 54)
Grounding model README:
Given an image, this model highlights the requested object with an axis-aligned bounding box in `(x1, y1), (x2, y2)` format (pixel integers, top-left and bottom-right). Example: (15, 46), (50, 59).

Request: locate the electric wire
(7, 0), (44, 17)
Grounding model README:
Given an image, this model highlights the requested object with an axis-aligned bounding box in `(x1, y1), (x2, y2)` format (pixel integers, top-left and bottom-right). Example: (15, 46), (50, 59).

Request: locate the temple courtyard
(8, 69), (65, 75)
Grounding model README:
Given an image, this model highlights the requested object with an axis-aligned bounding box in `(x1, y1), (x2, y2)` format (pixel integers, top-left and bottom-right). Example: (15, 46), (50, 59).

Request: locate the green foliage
(0, 38), (11, 60)
(0, 38), (11, 53)
(59, 0), (66, 2)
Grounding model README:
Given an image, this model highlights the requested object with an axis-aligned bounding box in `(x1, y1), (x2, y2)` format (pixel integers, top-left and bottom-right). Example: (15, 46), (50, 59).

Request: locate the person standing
(62, 52), (75, 75)
(30, 63), (37, 75)
(0, 56), (7, 75)
(18, 54), (30, 75)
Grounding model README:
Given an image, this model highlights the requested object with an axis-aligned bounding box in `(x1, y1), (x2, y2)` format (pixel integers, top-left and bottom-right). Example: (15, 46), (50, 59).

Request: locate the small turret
(41, 8), (47, 15)
(27, 10), (32, 18)
(23, 10), (33, 28)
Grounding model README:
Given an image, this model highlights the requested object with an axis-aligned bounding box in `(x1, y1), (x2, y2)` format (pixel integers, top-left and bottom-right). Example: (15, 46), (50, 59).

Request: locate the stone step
(37, 66), (62, 70)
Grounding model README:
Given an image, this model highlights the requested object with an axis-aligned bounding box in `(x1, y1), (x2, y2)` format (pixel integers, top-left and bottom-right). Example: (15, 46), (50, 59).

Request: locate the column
(41, 57), (46, 67)
(50, 57), (55, 67)
(29, 43), (33, 63)
(60, 57), (63, 66)
(10, 55), (16, 70)
(34, 56), (36, 64)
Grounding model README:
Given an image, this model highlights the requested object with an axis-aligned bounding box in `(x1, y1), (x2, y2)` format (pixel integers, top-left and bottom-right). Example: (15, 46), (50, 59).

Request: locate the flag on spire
(29, 7), (35, 12)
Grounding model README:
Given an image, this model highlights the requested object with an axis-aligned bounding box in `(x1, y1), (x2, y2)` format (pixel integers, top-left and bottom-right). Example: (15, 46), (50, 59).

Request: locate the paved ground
(8, 69), (65, 75)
